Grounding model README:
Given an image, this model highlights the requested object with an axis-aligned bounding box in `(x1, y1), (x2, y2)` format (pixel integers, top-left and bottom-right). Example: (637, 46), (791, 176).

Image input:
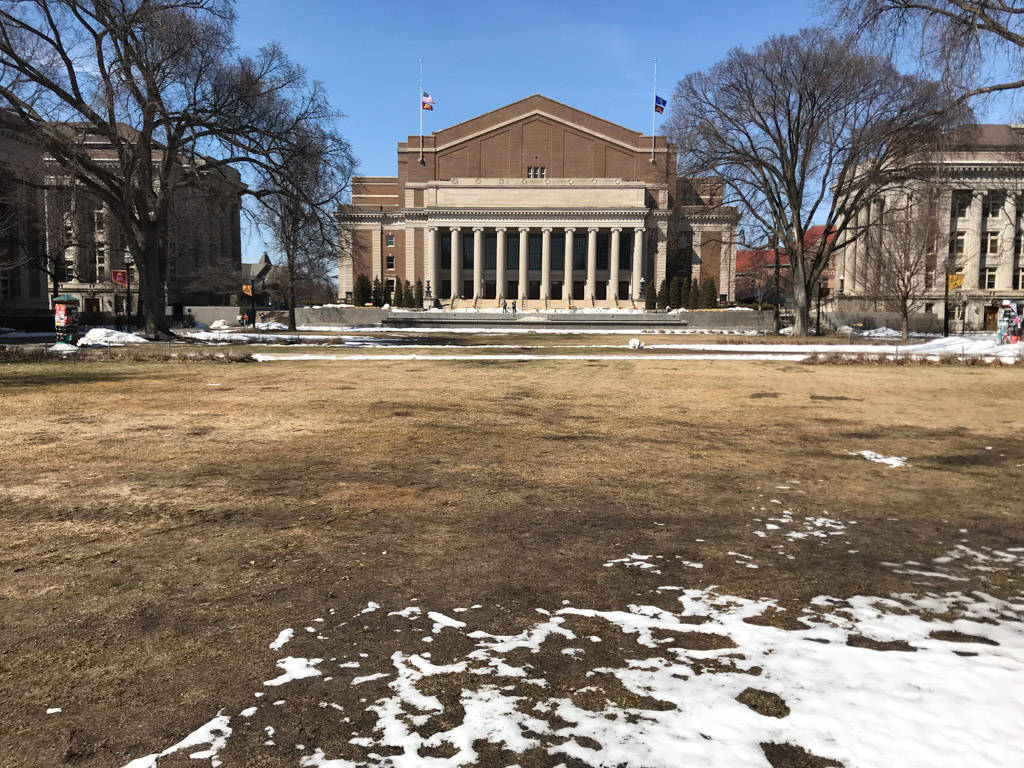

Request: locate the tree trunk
(901, 309), (909, 342)
(791, 282), (810, 337)
(137, 239), (172, 339)
(287, 247), (297, 332)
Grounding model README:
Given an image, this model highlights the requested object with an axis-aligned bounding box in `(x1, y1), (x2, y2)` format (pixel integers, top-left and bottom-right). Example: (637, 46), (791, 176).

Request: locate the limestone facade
(338, 95), (738, 307)
(832, 124), (1024, 331)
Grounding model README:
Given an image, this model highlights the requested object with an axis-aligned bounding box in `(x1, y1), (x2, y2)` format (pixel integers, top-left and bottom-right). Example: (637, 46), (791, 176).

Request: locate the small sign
(242, 283), (253, 296)
(111, 269), (128, 287)
(947, 273), (964, 290)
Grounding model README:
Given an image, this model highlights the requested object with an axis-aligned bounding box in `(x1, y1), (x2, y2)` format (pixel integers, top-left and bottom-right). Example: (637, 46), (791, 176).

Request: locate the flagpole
(651, 58), (657, 164)
(418, 57), (424, 164)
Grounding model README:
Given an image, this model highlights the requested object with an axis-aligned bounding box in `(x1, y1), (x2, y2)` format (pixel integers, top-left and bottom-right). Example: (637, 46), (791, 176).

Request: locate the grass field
(1, 356), (1022, 767)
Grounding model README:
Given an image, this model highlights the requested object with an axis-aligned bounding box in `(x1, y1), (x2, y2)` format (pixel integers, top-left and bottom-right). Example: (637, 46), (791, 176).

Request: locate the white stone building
(833, 124), (1024, 331)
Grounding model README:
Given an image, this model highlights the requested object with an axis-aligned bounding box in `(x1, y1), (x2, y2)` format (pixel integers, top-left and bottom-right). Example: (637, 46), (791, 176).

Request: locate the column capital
(564, 226), (576, 234)
(610, 226), (622, 233)
(633, 226), (646, 233)
(495, 226), (507, 233)
(588, 226), (600, 233)
(450, 226), (462, 233)
(472, 226), (485, 233)
(427, 225), (438, 232)
(518, 226), (530, 233)
(541, 226), (553, 233)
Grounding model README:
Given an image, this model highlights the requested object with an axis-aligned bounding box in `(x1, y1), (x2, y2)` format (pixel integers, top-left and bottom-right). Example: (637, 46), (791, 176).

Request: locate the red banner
(112, 269), (128, 287)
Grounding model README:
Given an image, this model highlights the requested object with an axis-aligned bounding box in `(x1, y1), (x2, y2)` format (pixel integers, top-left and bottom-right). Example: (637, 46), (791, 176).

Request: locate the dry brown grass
(0, 358), (1022, 766)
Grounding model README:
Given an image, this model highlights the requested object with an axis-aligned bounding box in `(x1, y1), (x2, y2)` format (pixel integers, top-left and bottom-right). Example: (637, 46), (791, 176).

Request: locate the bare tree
(666, 29), (965, 336)
(258, 123), (354, 330)
(836, 1), (1024, 101)
(0, 1), (345, 337)
(860, 187), (944, 340)
(736, 249), (790, 310)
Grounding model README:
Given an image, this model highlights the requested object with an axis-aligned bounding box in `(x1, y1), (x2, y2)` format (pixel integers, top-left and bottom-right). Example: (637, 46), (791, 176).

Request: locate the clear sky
(231, 0), (1018, 259)
(232, 0), (832, 177)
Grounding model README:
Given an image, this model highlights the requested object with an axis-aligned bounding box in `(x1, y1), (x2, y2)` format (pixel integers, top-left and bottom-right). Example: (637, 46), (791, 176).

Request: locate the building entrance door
(984, 305), (999, 331)
(84, 297), (100, 313)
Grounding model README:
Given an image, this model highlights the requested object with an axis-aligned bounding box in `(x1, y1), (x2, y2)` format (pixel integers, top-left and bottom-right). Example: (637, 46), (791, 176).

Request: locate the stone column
(964, 191), (983, 290)
(586, 227), (598, 301)
(473, 226), (485, 299)
(997, 193), (1017, 289)
(541, 227), (552, 300)
(563, 227), (575, 301)
(496, 227), (507, 301)
(608, 227), (621, 301)
(450, 226), (461, 299)
(426, 226), (439, 300)
(631, 227), (644, 300)
(518, 227), (529, 301)
(654, 219), (669, 289)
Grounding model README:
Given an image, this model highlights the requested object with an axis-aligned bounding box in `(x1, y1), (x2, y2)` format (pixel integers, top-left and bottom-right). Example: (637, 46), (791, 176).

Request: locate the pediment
(432, 95), (645, 155)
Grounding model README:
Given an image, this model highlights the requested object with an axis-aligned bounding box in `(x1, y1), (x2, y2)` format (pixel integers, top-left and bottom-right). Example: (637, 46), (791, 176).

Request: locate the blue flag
(654, 95), (667, 114)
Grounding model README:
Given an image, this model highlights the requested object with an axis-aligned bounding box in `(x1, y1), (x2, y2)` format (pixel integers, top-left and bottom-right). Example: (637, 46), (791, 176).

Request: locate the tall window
(953, 193), (970, 219)
(982, 231), (999, 256)
(551, 233), (565, 271)
(385, 234), (395, 246)
(983, 193), (1003, 219)
(527, 233), (542, 270)
(952, 231), (965, 257)
(505, 231), (519, 270)
(596, 232), (610, 271)
(982, 267), (997, 289)
(440, 232), (451, 269)
(572, 233), (586, 271)
(526, 166), (546, 179)
(0, 270), (12, 298)
(462, 235), (473, 269)
(484, 232), (497, 270)
(385, 253), (395, 270)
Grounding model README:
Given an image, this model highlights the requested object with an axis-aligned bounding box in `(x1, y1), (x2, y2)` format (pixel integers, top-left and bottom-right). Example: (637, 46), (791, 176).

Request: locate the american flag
(421, 92), (434, 111)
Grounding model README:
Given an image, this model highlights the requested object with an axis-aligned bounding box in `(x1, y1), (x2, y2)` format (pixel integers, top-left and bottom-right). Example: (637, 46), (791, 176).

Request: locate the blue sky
(232, 0), (1018, 258)
(233, 0), (832, 177)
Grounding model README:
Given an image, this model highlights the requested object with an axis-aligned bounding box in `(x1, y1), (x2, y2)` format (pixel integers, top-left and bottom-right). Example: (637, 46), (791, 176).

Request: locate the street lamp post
(942, 258), (950, 337)
(124, 252), (134, 330)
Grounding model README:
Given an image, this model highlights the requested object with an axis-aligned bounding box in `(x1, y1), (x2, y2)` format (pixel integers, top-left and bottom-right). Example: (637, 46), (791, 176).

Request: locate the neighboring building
(40, 125), (243, 317)
(832, 124), (1024, 331)
(734, 226), (834, 307)
(0, 130), (49, 328)
(338, 95), (739, 307)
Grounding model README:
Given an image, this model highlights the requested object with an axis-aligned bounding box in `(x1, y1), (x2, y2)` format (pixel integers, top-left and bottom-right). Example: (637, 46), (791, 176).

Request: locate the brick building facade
(338, 95), (738, 307)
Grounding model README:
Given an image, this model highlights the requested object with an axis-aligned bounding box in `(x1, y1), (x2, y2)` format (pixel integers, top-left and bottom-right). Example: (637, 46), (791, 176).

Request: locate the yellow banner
(242, 283), (252, 296)
(947, 273), (964, 291)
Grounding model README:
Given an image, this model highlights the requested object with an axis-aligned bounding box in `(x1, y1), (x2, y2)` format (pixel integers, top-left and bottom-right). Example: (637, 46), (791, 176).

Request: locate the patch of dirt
(929, 630), (998, 645)
(668, 632), (737, 651)
(761, 741), (845, 767)
(737, 687), (791, 718)
(846, 634), (917, 652)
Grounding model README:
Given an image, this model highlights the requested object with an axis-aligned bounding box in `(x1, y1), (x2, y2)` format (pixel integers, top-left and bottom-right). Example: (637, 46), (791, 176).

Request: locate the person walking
(511, 299), (517, 316)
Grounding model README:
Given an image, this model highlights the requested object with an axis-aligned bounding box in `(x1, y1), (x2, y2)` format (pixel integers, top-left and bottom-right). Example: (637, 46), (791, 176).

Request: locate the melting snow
(269, 628), (294, 650)
(849, 450), (908, 468)
(263, 657), (323, 687)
